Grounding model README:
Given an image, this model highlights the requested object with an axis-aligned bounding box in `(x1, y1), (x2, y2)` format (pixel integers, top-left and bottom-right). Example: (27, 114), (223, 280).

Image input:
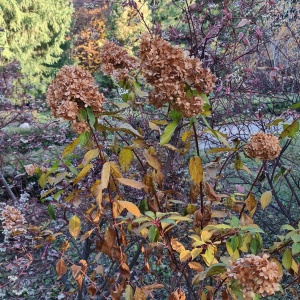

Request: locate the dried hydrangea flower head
(227, 254), (281, 299)
(24, 164), (38, 176)
(100, 41), (139, 81)
(244, 132), (281, 160)
(46, 66), (105, 134)
(139, 33), (216, 117)
(1, 205), (27, 234)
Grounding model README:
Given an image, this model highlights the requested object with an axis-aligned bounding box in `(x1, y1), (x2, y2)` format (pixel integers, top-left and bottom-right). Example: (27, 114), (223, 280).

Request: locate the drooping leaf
(260, 191), (272, 209)
(56, 258), (67, 280)
(100, 162), (110, 190)
(119, 148), (134, 172)
(124, 284), (134, 300)
(188, 261), (204, 272)
(143, 149), (161, 170)
(82, 149), (99, 166)
(62, 137), (80, 158)
(117, 178), (147, 190)
(280, 119), (299, 139)
(109, 161), (123, 178)
(79, 131), (90, 146)
(148, 225), (159, 242)
(39, 173), (47, 189)
(79, 229), (95, 242)
(160, 121), (179, 146)
(180, 250), (192, 262)
(69, 215), (81, 239)
(86, 107), (95, 127)
(282, 248), (292, 269)
(245, 192), (257, 217)
(118, 200), (141, 217)
(73, 163), (93, 185)
(189, 156), (203, 186)
(47, 204), (56, 220)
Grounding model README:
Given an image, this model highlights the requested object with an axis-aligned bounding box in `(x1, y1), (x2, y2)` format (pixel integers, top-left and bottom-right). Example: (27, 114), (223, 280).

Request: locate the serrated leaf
(117, 178), (147, 190)
(62, 137), (80, 158)
(260, 191), (272, 209)
(282, 248), (292, 269)
(160, 121), (179, 145)
(47, 204), (56, 220)
(180, 250), (192, 262)
(73, 163), (93, 185)
(119, 148), (134, 172)
(189, 156), (203, 186)
(118, 200), (141, 217)
(280, 119), (299, 139)
(100, 162), (110, 190)
(82, 149), (99, 166)
(69, 215), (81, 239)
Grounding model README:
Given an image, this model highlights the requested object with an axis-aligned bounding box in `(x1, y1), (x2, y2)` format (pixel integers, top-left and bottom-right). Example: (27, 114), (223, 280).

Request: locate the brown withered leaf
(79, 229), (95, 242)
(204, 182), (221, 202)
(60, 240), (69, 251)
(153, 169), (164, 187)
(100, 162), (111, 190)
(102, 226), (116, 257)
(240, 213), (254, 225)
(144, 149), (161, 170)
(87, 284), (97, 296)
(168, 289), (186, 300)
(245, 192), (257, 217)
(95, 265), (104, 276)
(134, 287), (146, 300)
(190, 182), (200, 203)
(171, 239), (185, 253)
(56, 258), (67, 280)
(188, 261), (204, 272)
(120, 262), (130, 280)
(111, 283), (124, 300)
(117, 178), (147, 190)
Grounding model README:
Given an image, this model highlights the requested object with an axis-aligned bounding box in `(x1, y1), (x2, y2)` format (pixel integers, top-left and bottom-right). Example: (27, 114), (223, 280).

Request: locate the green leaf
(78, 109), (87, 122)
(230, 235), (239, 252)
(160, 121), (179, 146)
(292, 242), (300, 255)
(170, 110), (182, 122)
(148, 225), (159, 242)
(280, 224), (295, 231)
(47, 204), (56, 220)
(205, 263), (226, 276)
(79, 131), (90, 146)
(290, 102), (300, 109)
(86, 107), (95, 127)
(282, 248), (292, 269)
(230, 216), (240, 227)
(280, 119), (299, 139)
(250, 239), (258, 255)
(39, 173), (47, 189)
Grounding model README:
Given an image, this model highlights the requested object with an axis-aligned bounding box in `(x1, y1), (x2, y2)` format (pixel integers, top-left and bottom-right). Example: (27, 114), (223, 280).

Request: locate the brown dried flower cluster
(227, 254), (281, 299)
(139, 34), (216, 117)
(100, 41), (139, 81)
(24, 164), (38, 176)
(244, 132), (281, 160)
(1, 205), (27, 234)
(46, 66), (105, 134)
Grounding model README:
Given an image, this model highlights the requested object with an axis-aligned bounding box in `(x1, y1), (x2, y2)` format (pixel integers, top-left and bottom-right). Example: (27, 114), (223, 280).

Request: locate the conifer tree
(0, 0), (73, 92)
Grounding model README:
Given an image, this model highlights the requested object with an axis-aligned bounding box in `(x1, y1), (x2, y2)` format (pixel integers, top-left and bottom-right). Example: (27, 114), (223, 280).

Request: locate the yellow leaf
(119, 148), (134, 172)
(112, 201), (124, 219)
(180, 250), (192, 262)
(191, 248), (202, 260)
(188, 261), (204, 272)
(245, 192), (257, 217)
(118, 200), (141, 217)
(189, 156), (203, 186)
(171, 239), (185, 253)
(149, 121), (160, 132)
(134, 287), (146, 300)
(100, 162), (110, 190)
(143, 149), (161, 170)
(117, 178), (147, 190)
(82, 149), (99, 166)
(69, 215), (81, 239)
(109, 161), (123, 178)
(182, 131), (193, 142)
(201, 230), (213, 242)
(260, 191), (272, 209)
(62, 137), (80, 158)
(73, 164), (93, 185)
